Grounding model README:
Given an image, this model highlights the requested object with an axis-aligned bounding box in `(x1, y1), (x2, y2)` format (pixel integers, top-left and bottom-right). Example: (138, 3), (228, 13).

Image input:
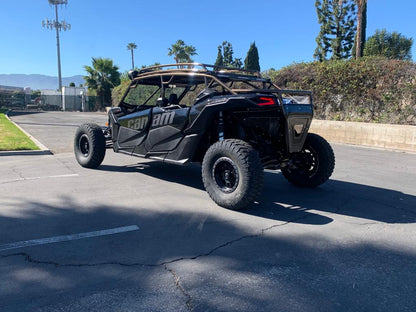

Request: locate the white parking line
(21, 174), (79, 181)
(1, 173), (79, 184)
(0, 225), (140, 251)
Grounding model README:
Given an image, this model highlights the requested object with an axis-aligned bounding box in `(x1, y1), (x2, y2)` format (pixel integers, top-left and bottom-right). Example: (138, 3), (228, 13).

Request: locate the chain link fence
(0, 92), (27, 109)
(0, 91), (99, 112)
(39, 94), (98, 111)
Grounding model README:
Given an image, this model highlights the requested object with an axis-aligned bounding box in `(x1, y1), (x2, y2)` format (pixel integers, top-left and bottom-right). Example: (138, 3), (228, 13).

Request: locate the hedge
(266, 57), (416, 125)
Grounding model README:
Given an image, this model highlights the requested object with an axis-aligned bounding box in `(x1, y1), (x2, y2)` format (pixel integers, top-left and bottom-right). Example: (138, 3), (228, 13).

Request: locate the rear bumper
(283, 103), (313, 153)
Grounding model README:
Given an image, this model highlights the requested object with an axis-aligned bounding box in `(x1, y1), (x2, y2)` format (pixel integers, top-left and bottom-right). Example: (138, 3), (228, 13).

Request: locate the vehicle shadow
(253, 171), (416, 224)
(98, 161), (416, 225)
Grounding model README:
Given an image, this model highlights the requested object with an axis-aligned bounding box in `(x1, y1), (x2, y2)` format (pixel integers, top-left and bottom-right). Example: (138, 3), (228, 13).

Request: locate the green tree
(214, 46), (224, 67)
(84, 57), (121, 109)
(314, 0), (331, 61)
(215, 41), (243, 68)
(127, 42), (137, 69)
(68, 82), (75, 87)
(222, 41), (234, 67)
(314, 0), (356, 61)
(233, 58), (243, 69)
(364, 29), (413, 60)
(183, 44), (198, 62)
(168, 40), (198, 65)
(31, 90), (41, 100)
(244, 42), (260, 71)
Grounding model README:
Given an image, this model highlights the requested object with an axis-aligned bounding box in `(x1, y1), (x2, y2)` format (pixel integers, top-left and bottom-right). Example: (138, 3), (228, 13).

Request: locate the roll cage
(121, 62), (313, 107)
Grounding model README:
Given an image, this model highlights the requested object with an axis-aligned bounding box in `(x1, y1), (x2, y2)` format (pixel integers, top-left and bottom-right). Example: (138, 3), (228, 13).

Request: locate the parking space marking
(22, 174), (79, 181)
(1, 174), (79, 184)
(0, 225), (140, 251)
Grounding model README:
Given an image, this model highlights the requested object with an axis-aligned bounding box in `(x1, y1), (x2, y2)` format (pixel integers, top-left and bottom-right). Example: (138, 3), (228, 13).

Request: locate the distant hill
(0, 74), (85, 90)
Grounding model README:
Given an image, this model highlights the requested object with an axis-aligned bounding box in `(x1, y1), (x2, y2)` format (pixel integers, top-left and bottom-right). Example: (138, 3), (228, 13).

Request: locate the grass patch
(0, 111), (40, 151)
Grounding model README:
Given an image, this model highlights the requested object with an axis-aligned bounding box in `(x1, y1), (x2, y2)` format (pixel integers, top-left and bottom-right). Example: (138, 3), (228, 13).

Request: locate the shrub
(267, 57), (416, 125)
(111, 80), (130, 106)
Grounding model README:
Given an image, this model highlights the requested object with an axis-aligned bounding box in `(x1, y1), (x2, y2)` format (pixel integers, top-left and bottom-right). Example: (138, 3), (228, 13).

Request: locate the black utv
(74, 63), (335, 210)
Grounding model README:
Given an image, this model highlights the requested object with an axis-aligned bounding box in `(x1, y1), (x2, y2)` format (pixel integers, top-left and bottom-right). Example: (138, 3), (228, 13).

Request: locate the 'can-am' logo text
(152, 111), (175, 127)
(128, 116), (148, 130)
(127, 111), (175, 130)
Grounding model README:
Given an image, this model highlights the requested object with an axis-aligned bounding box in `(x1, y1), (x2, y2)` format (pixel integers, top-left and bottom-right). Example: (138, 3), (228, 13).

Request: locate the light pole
(42, 0), (71, 95)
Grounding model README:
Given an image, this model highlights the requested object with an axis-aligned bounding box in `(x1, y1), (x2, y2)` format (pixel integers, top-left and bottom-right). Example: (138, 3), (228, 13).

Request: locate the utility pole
(42, 0), (71, 96)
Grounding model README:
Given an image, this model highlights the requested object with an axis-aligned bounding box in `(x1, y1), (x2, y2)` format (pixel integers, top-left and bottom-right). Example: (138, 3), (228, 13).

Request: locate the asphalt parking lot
(1, 111), (415, 311)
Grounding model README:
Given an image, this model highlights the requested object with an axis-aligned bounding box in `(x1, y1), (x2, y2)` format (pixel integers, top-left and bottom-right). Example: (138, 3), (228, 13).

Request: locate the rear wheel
(74, 123), (106, 168)
(202, 139), (263, 210)
(281, 133), (335, 187)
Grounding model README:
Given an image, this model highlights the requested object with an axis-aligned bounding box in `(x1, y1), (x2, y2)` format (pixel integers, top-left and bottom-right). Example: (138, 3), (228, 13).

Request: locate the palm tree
(168, 40), (185, 64)
(168, 40), (197, 66)
(126, 42), (137, 69)
(355, 0), (367, 59)
(83, 57), (121, 109)
(183, 45), (197, 62)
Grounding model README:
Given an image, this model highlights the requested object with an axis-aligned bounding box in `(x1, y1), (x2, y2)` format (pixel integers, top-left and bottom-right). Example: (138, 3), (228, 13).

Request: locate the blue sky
(1, 0), (415, 77)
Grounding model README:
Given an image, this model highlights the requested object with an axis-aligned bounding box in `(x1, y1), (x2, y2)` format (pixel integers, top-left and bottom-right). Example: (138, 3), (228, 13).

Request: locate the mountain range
(0, 74), (85, 90)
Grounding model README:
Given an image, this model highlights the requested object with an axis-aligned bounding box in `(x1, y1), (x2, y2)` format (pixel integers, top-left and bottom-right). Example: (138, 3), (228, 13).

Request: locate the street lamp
(42, 0), (71, 95)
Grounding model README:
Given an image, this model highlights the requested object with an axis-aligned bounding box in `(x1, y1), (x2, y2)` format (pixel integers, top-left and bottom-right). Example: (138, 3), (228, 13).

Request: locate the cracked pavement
(0, 112), (415, 311)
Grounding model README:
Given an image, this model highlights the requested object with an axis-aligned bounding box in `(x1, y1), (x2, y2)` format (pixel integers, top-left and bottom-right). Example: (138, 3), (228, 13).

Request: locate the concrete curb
(0, 150), (53, 156)
(1, 110), (52, 156)
(310, 119), (416, 153)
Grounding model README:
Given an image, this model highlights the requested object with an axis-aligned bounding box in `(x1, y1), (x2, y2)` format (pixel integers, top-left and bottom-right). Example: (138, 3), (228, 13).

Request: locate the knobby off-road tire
(281, 133), (335, 188)
(74, 123), (106, 168)
(202, 139), (264, 210)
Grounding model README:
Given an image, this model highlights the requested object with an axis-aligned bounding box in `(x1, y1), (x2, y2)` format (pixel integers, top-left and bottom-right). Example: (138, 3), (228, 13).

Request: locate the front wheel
(74, 123), (106, 168)
(281, 133), (335, 188)
(202, 139), (264, 210)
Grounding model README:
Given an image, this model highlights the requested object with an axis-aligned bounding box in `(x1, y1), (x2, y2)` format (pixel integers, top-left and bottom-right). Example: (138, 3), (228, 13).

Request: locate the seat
(168, 93), (179, 105)
(156, 97), (169, 107)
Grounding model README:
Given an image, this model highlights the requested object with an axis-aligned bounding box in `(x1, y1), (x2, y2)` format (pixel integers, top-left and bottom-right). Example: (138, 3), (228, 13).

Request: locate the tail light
(256, 96), (276, 106)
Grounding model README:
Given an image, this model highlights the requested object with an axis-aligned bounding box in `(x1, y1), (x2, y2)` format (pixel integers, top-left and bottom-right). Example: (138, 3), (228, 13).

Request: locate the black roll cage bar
(122, 63), (313, 106)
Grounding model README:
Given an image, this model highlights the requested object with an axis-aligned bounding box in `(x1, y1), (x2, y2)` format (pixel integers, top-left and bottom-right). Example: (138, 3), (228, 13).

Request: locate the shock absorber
(218, 111), (224, 141)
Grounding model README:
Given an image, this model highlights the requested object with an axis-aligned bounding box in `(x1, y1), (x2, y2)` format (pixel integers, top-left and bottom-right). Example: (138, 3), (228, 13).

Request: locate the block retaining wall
(309, 120), (416, 153)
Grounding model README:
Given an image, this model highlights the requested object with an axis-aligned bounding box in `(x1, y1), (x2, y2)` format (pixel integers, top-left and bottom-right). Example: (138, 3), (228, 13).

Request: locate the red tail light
(256, 96), (276, 106)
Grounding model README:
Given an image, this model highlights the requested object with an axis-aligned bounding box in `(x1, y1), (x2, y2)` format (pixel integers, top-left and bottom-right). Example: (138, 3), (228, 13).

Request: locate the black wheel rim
(212, 157), (239, 193)
(290, 145), (319, 177)
(79, 134), (90, 157)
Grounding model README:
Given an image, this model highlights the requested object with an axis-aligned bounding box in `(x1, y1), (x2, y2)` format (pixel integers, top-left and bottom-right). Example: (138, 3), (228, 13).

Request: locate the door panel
(117, 109), (151, 149)
(145, 106), (190, 152)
